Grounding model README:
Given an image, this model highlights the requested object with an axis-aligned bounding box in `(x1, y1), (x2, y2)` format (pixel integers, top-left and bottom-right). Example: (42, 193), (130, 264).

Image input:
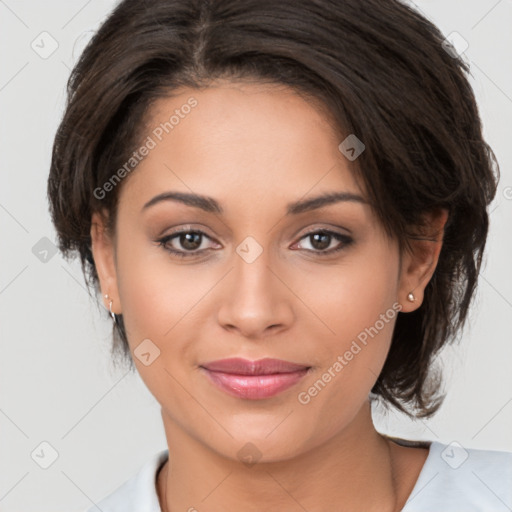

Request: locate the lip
(201, 357), (309, 375)
(200, 357), (311, 399)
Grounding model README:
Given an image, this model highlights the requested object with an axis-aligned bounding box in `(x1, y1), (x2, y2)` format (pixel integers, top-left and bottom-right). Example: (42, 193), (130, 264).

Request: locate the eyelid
(296, 224), (352, 238)
(158, 224), (219, 241)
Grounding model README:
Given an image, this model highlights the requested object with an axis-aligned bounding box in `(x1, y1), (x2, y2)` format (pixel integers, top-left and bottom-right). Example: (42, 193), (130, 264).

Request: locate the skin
(90, 81), (448, 512)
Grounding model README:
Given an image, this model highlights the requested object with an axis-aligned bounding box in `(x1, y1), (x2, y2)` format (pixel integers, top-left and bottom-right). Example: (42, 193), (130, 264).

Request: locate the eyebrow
(141, 190), (367, 215)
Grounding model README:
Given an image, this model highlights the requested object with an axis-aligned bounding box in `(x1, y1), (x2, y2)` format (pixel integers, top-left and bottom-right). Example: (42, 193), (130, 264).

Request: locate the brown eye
(156, 229), (218, 258)
(178, 232), (203, 251)
(295, 230), (353, 256)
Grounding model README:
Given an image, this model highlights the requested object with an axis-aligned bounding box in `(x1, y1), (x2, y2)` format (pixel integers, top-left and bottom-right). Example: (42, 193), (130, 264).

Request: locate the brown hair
(47, 0), (499, 418)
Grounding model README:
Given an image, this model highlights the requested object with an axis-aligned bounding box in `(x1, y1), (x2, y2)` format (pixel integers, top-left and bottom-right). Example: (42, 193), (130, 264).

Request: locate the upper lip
(201, 357), (310, 375)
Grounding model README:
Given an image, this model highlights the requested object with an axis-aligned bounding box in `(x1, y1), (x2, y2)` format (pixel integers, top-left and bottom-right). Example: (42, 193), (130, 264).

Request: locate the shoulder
(83, 449), (168, 512)
(401, 440), (512, 512)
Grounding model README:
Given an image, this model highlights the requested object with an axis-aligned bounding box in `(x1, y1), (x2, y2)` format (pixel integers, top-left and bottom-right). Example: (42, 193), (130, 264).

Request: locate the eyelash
(155, 228), (353, 259)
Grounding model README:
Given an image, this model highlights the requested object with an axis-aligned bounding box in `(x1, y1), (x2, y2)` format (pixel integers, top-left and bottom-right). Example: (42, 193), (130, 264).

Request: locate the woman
(47, 0), (511, 510)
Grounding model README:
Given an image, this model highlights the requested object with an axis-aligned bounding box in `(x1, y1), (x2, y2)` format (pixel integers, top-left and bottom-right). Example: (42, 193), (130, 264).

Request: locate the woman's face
(92, 81), (428, 462)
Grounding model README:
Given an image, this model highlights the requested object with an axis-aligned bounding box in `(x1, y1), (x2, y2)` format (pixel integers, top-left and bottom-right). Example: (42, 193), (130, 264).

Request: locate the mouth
(199, 357), (311, 400)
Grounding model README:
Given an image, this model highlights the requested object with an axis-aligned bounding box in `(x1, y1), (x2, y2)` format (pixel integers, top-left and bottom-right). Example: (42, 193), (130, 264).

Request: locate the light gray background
(1, 1), (511, 510)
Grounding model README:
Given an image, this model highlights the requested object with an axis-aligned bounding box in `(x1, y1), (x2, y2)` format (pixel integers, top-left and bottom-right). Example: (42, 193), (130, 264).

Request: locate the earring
(407, 292), (416, 302)
(104, 293), (117, 322)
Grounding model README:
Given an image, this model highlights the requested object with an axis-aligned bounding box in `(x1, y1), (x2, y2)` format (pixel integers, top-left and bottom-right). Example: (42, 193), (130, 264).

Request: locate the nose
(216, 246), (294, 339)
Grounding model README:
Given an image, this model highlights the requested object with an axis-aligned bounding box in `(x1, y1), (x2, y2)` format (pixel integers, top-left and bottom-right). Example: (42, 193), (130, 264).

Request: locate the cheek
(294, 244), (400, 409)
(114, 237), (197, 349)
(297, 242), (400, 350)
(114, 242), (204, 404)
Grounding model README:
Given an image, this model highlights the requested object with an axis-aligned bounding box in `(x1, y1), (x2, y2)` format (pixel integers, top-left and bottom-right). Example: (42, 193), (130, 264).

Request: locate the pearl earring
(407, 292), (416, 302)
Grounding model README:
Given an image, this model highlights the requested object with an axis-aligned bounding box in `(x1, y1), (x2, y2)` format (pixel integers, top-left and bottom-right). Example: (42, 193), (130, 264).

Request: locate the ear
(397, 207), (449, 313)
(90, 210), (122, 314)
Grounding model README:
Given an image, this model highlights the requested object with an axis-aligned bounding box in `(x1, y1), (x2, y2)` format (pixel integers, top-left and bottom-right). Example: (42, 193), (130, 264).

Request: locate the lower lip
(201, 368), (310, 399)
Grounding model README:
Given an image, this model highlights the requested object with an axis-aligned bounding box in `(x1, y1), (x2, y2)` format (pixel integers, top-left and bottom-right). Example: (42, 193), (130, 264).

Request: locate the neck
(157, 402), (415, 512)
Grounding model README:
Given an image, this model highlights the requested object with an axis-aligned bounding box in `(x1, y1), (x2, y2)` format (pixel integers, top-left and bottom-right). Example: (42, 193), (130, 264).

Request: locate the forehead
(119, 82), (367, 216)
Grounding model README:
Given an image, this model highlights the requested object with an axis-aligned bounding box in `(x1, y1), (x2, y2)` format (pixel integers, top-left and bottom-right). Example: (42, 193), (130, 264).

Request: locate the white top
(84, 440), (512, 512)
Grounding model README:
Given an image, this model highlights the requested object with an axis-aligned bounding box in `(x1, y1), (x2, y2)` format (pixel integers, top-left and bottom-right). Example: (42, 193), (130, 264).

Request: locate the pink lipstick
(200, 357), (310, 399)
